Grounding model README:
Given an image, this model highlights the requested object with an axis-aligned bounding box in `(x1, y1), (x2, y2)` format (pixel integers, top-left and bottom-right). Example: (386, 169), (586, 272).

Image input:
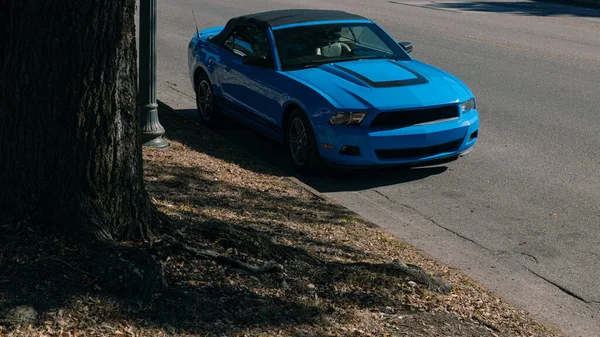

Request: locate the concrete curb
(286, 176), (332, 201)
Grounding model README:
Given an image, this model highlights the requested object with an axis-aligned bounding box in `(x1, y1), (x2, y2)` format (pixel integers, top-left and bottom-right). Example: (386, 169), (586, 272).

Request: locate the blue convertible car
(188, 9), (479, 172)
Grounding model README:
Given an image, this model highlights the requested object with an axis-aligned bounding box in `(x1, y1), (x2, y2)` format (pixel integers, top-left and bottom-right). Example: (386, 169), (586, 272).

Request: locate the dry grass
(0, 107), (561, 336)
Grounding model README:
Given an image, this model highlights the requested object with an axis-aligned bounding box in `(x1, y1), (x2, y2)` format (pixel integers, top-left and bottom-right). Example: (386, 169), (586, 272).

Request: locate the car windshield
(273, 22), (410, 71)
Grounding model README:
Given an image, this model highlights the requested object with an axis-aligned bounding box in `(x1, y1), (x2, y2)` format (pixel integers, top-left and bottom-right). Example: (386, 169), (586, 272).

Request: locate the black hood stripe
(333, 61), (429, 88)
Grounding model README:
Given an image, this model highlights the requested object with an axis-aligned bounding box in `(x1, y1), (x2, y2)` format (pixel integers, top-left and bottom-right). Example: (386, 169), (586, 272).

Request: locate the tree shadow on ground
(0, 225), (326, 334)
(0, 228), (91, 319)
(416, 1), (600, 18)
(0, 175), (456, 335)
(0, 107), (498, 336)
(142, 159), (386, 264)
(162, 107), (288, 178)
(302, 165), (448, 192)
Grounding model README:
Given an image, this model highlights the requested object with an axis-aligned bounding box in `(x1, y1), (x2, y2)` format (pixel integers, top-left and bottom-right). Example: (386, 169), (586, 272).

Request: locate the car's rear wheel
(286, 108), (322, 174)
(195, 71), (223, 127)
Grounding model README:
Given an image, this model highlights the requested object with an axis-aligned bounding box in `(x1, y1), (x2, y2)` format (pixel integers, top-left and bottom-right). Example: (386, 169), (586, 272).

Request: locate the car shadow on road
(393, 1), (600, 17)
(166, 106), (449, 193)
(302, 165), (448, 193)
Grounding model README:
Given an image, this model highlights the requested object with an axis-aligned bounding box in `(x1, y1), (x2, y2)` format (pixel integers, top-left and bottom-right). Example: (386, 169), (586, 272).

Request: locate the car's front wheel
(195, 71), (223, 127)
(286, 108), (322, 174)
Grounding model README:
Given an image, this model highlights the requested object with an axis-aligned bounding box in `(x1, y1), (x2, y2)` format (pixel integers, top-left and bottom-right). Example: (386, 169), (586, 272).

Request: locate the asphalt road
(151, 1), (600, 335)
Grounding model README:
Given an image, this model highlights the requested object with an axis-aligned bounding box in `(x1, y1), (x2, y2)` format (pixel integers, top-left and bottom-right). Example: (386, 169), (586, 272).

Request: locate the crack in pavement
(162, 83), (195, 100)
(519, 252), (539, 264)
(525, 267), (599, 304)
(372, 189), (491, 252)
(370, 189), (600, 305)
(372, 190), (542, 265)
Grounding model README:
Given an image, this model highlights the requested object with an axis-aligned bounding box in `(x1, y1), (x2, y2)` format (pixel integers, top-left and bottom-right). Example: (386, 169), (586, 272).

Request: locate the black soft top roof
(211, 9), (369, 45)
(242, 9), (367, 27)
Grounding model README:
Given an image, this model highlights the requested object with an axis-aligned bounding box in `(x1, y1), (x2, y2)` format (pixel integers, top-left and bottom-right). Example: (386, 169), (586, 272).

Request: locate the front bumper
(313, 111), (479, 167)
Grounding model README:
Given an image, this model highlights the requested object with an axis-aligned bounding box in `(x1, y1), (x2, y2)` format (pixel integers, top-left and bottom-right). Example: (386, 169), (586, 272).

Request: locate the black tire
(286, 108), (322, 174)
(195, 71), (223, 127)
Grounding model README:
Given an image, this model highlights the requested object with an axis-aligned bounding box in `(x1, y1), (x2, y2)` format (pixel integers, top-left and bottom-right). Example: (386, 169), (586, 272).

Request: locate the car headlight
(461, 98), (476, 114)
(328, 112), (367, 126)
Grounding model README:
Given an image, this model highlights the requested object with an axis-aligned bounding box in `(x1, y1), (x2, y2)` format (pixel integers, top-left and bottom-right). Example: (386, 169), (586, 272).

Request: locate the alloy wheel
(289, 117), (308, 166)
(197, 80), (213, 120)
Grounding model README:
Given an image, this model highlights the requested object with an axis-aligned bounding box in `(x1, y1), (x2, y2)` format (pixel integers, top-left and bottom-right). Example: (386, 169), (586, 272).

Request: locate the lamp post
(138, 0), (168, 148)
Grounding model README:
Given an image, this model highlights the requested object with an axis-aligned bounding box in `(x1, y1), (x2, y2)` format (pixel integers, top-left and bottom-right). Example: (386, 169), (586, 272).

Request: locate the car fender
(280, 72), (346, 111)
(188, 26), (226, 86)
(189, 42), (225, 97)
(279, 88), (340, 151)
(415, 61), (474, 98)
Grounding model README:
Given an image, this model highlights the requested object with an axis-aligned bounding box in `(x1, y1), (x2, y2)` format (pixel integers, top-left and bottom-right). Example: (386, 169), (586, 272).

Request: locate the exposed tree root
(160, 235), (284, 274)
(393, 261), (452, 294)
(473, 315), (502, 332)
(41, 257), (98, 278)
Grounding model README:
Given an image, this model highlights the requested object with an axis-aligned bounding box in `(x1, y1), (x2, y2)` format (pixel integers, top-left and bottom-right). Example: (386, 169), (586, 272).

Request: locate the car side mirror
(399, 41), (413, 54)
(242, 55), (272, 68)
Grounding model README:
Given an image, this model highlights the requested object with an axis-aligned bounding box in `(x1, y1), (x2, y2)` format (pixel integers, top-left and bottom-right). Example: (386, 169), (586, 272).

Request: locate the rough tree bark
(0, 1), (166, 300)
(0, 0), (154, 242)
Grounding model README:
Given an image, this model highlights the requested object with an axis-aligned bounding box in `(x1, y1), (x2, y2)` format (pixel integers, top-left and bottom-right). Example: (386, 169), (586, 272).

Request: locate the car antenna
(192, 9), (199, 37)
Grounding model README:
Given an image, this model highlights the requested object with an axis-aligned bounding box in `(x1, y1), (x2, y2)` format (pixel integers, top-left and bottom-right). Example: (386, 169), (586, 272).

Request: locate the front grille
(370, 105), (459, 129)
(375, 140), (462, 159)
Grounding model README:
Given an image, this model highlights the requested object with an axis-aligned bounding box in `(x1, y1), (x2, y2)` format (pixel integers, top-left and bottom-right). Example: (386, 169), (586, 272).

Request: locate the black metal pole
(139, 0), (167, 148)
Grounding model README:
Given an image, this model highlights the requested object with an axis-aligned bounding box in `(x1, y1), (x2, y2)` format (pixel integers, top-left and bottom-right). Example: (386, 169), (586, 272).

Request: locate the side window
(350, 26), (393, 53)
(340, 27), (355, 42)
(224, 25), (271, 60)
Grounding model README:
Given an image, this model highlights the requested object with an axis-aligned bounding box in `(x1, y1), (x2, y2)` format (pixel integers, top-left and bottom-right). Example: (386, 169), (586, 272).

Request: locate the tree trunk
(0, 0), (154, 243)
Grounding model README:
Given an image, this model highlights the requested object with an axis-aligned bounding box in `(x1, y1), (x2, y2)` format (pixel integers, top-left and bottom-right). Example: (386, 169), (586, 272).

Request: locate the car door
(219, 25), (283, 134)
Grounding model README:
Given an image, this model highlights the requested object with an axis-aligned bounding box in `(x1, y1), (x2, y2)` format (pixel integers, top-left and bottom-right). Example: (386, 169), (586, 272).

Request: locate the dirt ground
(0, 106), (562, 336)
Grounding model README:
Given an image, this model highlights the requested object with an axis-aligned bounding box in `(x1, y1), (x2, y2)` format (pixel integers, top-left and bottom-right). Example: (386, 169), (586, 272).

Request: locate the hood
(287, 59), (472, 110)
